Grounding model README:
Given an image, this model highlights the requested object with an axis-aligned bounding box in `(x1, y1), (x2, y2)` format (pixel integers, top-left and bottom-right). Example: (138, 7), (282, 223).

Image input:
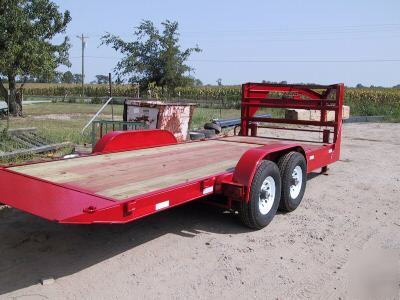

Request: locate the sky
(53, 0), (400, 87)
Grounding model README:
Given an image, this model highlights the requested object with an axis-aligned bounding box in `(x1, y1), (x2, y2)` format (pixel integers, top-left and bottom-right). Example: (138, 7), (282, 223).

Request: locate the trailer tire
(277, 151), (307, 212)
(204, 123), (222, 134)
(240, 160), (281, 229)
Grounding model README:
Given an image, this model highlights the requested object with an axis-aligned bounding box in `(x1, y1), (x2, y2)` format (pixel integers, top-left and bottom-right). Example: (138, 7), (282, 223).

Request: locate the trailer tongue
(0, 83), (344, 229)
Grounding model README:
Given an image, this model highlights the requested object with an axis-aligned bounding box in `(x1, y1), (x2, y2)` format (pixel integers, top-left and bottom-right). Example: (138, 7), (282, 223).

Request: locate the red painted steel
(233, 144), (307, 201)
(0, 168), (115, 222)
(93, 129), (178, 154)
(0, 82), (344, 224)
(241, 82), (343, 137)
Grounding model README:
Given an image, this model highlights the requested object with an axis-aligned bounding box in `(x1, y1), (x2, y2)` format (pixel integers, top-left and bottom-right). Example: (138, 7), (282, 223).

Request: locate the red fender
(93, 129), (178, 154)
(233, 144), (306, 201)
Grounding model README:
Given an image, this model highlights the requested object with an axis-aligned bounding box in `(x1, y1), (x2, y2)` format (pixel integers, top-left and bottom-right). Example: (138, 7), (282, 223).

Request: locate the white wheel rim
(290, 166), (303, 199)
(259, 176), (276, 215)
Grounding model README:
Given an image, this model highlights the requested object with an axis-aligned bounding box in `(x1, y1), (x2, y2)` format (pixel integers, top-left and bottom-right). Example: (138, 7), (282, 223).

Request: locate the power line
(180, 23), (400, 35)
(183, 34), (400, 43)
(69, 56), (400, 63)
(189, 59), (400, 63)
(68, 31), (400, 47)
(76, 23), (400, 39)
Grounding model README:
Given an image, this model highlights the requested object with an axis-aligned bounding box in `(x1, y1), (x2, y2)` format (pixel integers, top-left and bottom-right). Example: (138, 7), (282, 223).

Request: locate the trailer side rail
(240, 83), (344, 146)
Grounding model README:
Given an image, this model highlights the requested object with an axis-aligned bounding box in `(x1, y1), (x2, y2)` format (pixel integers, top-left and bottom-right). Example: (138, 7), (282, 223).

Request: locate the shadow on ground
(0, 201), (249, 295)
(0, 171), (327, 295)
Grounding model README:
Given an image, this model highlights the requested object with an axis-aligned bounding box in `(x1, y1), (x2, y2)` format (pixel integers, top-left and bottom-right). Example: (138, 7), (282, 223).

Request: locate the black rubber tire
(239, 160), (281, 229)
(197, 129), (216, 138)
(189, 131), (206, 140)
(277, 151), (307, 212)
(204, 123), (222, 134)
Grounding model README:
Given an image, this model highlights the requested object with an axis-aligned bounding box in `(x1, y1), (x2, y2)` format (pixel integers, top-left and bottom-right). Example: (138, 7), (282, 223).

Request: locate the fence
(91, 120), (148, 147)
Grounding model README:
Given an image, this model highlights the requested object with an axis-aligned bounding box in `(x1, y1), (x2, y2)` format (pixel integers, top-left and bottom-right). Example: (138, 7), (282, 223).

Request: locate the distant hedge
(17, 83), (400, 120)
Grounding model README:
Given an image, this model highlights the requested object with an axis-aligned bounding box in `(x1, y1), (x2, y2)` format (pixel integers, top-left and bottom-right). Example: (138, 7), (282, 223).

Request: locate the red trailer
(0, 83), (344, 229)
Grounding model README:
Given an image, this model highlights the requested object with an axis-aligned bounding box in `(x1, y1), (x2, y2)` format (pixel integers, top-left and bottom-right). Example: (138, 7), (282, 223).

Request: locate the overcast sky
(53, 0), (400, 87)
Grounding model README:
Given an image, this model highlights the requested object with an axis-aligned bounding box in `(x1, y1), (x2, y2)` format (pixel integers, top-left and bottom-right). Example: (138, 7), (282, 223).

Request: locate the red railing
(240, 82), (345, 146)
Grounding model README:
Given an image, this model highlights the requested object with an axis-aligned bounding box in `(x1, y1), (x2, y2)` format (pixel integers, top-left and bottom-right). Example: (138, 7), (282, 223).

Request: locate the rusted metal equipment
(0, 83), (344, 229)
(123, 100), (196, 142)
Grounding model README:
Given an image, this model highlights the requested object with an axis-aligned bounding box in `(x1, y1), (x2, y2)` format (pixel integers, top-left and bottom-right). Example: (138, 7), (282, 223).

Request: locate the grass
(5, 103), (122, 145)
(345, 98), (400, 121)
(0, 102), (250, 164)
(1, 102), (246, 147)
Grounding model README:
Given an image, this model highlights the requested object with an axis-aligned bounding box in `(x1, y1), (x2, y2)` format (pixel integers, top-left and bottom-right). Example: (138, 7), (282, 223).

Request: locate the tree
(73, 74), (82, 84)
(194, 79), (203, 86)
(95, 74), (109, 84)
(115, 75), (123, 85)
(21, 76), (37, 83)
(356, 83), (364, 88)
(101, 20), (201, 92)
(0, 0), (71, 116)
(62, 71), (74, 84)
(216, 78), (222, 86)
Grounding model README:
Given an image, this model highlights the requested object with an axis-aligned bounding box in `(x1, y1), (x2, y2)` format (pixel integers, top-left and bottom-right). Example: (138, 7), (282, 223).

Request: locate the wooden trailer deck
(9, 137), (314, 201)
(8, 138), (269, 200)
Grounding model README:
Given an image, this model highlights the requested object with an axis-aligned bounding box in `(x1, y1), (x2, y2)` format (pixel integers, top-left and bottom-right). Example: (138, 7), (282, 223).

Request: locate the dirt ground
(0, 123), (399, 299)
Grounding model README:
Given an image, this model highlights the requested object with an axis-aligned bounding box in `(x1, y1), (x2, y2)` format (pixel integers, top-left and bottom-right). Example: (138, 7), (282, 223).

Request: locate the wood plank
(9, 140), (221, 175)
(99, 159), (237, 200)
(9, 138), (275, 200)
(58, 143), (252, 190)
(30, 142), (250, 186)
(10, 140), (247, 177)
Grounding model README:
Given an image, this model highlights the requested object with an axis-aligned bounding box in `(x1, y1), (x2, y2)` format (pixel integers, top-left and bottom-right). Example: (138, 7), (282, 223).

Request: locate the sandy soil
(0, 123), (399, 299)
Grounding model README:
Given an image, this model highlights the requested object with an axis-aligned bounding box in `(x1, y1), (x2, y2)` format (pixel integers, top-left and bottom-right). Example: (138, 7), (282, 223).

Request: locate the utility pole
(76, 34), (89, 96)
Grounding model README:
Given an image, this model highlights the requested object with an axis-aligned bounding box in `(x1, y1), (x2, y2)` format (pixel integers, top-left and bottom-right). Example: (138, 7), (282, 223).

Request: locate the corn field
(15, 84), (400, 120)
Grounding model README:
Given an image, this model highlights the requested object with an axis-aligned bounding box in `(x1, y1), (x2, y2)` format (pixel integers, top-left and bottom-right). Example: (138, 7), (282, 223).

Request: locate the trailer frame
(0, 83), (344, 226)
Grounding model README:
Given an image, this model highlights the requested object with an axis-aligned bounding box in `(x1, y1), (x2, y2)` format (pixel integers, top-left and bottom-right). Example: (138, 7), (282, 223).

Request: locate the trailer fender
(232, 144), (306, 202)
(93, 129), (178, 154)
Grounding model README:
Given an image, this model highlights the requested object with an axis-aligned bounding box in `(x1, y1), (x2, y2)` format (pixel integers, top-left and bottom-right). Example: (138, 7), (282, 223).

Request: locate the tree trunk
(8, 75), (23, 117)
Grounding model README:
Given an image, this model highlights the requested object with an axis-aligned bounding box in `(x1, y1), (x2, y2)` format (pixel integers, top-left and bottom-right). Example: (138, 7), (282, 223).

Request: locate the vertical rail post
(240, 84), (248, 136)
(250, 123), (258, 137)
(322, 129), (330, 144)
(109, 73), (114, 122)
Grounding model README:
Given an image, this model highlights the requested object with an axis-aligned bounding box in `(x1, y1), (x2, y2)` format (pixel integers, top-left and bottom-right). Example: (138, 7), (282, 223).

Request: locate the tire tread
(277, 151), (306, 212)
(240, 160), (278, 229)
